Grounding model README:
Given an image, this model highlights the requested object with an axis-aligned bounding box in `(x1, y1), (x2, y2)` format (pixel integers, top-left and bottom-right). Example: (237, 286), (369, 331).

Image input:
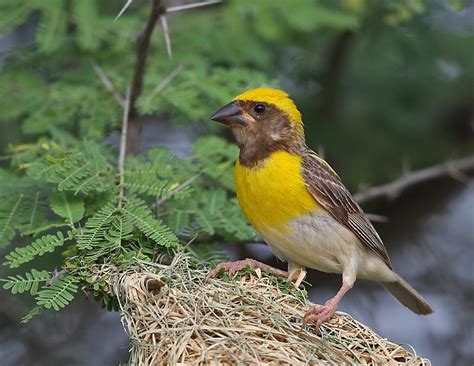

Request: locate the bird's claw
(206, 258), (289, 282)
(206, 260), (251, 281)
(302, 301), (337, 328)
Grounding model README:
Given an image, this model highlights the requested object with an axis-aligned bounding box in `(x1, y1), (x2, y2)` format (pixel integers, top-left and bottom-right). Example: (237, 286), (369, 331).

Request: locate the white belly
(260, 211), (394, 282)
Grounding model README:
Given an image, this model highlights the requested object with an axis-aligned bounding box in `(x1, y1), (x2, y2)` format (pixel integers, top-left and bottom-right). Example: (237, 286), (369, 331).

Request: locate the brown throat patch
(232, 100), (305, 167)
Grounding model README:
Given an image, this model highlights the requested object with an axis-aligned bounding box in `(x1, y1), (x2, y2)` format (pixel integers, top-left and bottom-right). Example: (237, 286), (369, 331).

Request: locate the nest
(112, 253), (430, 365)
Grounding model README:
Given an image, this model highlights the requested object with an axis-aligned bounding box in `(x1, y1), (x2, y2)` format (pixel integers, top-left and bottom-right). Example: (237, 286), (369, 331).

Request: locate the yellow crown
(234, 88), (303, 126)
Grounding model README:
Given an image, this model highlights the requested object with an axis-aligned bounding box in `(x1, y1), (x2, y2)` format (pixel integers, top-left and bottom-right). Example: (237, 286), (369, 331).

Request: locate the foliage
(0, 0), (471, 324)
(0, 135), (254, 319)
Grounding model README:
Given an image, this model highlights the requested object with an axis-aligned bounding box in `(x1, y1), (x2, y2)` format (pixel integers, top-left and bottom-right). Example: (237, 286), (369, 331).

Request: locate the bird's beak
(210, 101), (249, 127)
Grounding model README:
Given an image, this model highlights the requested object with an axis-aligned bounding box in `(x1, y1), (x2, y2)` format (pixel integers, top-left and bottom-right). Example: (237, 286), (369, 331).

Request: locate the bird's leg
(206, 258), (289, 280)
(303, 276), (354, 328)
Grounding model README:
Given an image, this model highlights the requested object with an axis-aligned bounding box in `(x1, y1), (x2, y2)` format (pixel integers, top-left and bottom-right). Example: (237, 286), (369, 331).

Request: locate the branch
(46, 268), (69, 287)
(130, 0), (164, 118)
(354, 155), (474, 204)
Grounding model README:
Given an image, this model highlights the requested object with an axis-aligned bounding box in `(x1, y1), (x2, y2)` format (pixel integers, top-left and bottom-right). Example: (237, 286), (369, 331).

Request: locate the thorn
(115, 0), (133, 21)
(148, 65), (182, 100)
(160, 15), (172, 60)
(167, 0), (222, 13)
(93, 63), (125, 108)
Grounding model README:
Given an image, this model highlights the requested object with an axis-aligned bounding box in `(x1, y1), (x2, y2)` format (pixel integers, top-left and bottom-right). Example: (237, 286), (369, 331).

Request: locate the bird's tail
(381, 273), (433, 315)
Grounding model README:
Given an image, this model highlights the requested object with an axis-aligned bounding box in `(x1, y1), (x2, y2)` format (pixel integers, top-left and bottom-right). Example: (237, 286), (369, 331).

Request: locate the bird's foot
(302, 299), (338, 328)
(206, 258), (288, 281)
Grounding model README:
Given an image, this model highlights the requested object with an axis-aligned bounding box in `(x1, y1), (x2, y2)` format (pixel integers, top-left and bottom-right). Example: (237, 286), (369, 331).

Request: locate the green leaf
(4, 231), (73, 268)
(73, 0), (100, 50)
(77, 202), (116, 250)
(21, 306), (45, 324)
(1, 269), (50, 295)
(36, 0), (67, 53)
(123, 198), (179, 249)
(0, 194), (25, 247)
(50, 191), (85, 225)
(36, 274), (79, 311)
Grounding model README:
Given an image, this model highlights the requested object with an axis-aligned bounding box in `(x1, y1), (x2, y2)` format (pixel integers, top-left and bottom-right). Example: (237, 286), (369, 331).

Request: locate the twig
(93, 63), (125, 108)
(118, 87), (132, 208)
(46, 269), (69, 287)
(354, 155), (474, 204)
(167, 0), (222, 13)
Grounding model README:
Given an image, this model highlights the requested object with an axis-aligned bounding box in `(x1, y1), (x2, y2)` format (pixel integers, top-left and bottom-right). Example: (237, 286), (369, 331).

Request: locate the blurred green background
(0, 0), (473, 365)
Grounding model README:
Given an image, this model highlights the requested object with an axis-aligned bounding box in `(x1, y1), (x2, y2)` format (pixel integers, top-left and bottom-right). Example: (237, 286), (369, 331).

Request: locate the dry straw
(109, 253), (430, 365)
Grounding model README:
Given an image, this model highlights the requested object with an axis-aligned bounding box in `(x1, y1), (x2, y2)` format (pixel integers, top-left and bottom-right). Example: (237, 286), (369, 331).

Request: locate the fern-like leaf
(123, 198), (179, 249)
(77, 202), (116, 250)
(27, 141), (113, 194)
(0, 193), (24, 247)
(35, 274), (79, 311)
(1, 269), (50, 295)
(4, 231), (73, 268)
(21, 306), (45, 324)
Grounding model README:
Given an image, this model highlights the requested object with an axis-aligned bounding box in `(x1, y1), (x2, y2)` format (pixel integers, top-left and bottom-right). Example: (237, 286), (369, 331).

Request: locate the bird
(207, 87), (433, 327)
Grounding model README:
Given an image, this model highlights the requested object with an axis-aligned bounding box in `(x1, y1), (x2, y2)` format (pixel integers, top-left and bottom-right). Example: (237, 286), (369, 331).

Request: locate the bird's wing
(301, 151), (392, 268)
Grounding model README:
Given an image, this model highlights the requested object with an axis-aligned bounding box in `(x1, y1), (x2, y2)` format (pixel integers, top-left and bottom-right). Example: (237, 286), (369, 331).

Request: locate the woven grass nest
(110, 253), (430, 365)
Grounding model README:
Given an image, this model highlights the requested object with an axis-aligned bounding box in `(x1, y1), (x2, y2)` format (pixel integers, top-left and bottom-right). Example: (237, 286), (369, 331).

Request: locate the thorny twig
(354, 155), (474, 204)
(46, 269), (70, 287)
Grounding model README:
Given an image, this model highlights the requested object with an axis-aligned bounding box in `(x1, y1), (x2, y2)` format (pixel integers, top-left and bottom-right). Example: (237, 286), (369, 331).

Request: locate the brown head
(210, 88), (306, 167)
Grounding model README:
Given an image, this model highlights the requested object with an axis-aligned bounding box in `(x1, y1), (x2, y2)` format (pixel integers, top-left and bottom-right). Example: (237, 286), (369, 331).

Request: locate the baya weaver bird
(208, 88), (433, 326)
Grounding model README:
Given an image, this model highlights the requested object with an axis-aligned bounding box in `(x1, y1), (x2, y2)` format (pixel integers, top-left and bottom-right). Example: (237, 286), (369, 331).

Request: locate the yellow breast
(235, 151), (320, 234)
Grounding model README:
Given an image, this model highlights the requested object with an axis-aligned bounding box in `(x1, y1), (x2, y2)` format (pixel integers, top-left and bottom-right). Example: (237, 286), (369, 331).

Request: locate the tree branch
(354, 155), (474, 204)
(126, 0), (164, 155)
(130, 0), (164, 118)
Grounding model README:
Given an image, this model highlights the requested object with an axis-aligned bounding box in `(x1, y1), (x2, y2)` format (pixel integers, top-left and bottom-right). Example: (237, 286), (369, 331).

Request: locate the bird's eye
(253, 103), (266, 114)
